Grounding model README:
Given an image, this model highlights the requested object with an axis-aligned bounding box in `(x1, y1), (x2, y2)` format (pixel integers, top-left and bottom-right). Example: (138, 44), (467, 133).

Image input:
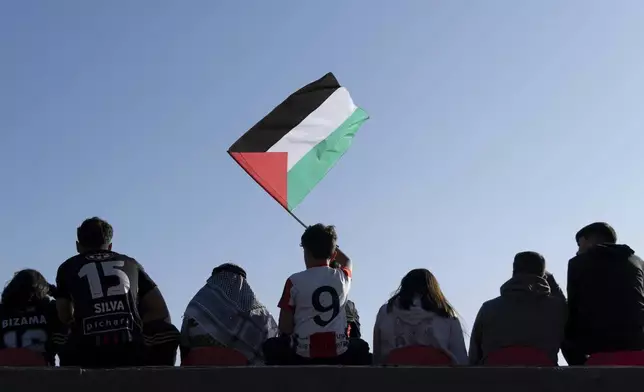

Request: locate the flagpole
(285, 208), (346, 259)
(286, 208), (308, 229)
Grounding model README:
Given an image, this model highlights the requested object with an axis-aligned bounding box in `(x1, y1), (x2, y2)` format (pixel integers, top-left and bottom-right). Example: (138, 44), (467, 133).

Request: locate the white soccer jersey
(278, 264), (352, 358)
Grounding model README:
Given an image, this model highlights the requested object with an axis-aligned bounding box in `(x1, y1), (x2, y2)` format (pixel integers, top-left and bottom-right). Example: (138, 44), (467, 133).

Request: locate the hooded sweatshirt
(469, 273), (567, 365)
(373, 298), (468, 364)
(564, 244), (644, 364)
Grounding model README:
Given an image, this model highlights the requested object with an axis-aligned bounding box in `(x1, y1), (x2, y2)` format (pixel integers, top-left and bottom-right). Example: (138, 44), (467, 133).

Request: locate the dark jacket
(564, 244), (644, 365)
(469, 273), (567, 365)
(345, 300), (361, 338)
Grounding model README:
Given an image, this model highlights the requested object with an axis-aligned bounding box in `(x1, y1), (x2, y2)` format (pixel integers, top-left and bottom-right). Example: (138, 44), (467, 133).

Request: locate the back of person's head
(513, 251), (546, 277)
(300, 224), (337, 264)
(575, 222), (617, 254)
(77, 217), (113, 253)
(1, 269), (53, 309)
(212, 263), (247, 279)
(387, 268), (456, 318)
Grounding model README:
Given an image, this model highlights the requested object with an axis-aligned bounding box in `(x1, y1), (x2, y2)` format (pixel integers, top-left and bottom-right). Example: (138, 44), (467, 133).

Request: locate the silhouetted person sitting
(263, 224), (370, 365)
(55, 217), (178, 367)
(373, 268), (467, 364)
(563, 222), (644, 365)
(469, 251), (566, 365)
(180, 263), (278, 364)
(0, 269), (66, 365)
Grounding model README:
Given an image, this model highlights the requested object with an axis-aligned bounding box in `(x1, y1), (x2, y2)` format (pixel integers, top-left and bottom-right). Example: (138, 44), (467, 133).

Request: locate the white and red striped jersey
(278, 264), (352, 358)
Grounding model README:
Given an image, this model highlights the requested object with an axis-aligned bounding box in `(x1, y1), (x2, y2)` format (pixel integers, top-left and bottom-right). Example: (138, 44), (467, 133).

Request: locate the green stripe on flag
(286, 107), (369, 210)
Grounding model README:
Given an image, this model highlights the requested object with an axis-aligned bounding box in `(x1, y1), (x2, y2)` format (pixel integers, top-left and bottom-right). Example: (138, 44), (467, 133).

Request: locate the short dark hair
(77, 217), (113, 249)
(576, 222), (617, 244)
(513, 251), (546, 276)
(301, 224), (338, 260)
(212, 263), (247, 279)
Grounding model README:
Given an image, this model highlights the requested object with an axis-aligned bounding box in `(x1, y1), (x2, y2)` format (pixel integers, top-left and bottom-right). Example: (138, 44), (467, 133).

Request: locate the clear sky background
(2, 0), (644, 365)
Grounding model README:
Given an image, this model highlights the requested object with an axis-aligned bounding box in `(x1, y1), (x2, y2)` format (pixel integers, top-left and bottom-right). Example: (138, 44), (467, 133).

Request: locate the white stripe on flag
(267, 87), (357, 170)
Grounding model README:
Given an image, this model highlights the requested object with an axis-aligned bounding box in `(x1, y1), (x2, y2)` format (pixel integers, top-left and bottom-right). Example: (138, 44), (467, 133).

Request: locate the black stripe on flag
(228, 72), (341, 153)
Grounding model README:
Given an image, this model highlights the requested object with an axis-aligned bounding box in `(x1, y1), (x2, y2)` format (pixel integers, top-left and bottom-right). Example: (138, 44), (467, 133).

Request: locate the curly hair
(1, 269), (54, 309)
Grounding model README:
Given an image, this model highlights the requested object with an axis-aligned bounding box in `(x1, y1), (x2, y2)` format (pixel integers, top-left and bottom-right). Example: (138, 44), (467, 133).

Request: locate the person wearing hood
(468, 251), (567, 365)
(373, 268), (468, 365)
(180, 263), (278, 365)
(563, 222), (644, 365)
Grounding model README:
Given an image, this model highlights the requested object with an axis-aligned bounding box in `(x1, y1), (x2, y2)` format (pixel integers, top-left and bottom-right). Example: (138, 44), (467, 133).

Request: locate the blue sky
(2, 0), (644, 363)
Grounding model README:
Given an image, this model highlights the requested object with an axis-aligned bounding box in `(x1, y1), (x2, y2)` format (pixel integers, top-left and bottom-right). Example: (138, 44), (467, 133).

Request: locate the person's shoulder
(36, 298), (57, 315)
(287, 268), (307, 280)
(376, 303), (388, 317)
(478, 296), (502, 314)
(110, 251), (137, 262)
(628, 252), (644, 265)
(545, 293), (568, 310)
(446, 315), (463, 328)
(58, 253), (83, 269)
(56, 254), (86, 279)
(110, 252), (147, 270)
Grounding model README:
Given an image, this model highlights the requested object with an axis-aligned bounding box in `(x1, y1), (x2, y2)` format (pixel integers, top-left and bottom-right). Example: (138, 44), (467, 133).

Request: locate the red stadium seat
(181, 347), (249, 366)
(385, 346), (453, 366)
(484, 346), (554, 366)
(0, 348), (47, 366)
(586, 351), (644, 366)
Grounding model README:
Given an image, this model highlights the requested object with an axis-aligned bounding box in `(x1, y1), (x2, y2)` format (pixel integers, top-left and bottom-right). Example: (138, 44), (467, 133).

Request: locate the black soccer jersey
(0, 298), (65, 365)
(55, 250), (157, 346)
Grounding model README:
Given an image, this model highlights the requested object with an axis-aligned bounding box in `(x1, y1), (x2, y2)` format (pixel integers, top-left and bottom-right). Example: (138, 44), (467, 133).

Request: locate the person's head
(300, 224), (338, 268)
(76, 217), (113, 253)
(513, 251), (546, 277)
(1, 269), (53, 309)
(212, 263), (247, 279)
(575, 222), (617, 255)
(387, 268), (456, 318)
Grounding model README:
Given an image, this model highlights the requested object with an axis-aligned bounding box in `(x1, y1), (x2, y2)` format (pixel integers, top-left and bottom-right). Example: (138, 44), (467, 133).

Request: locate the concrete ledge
(1, 367), (643, 392)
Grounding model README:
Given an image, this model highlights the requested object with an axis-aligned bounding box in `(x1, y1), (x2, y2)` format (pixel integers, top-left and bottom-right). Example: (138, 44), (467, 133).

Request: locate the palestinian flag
(228, 73), (369, 211)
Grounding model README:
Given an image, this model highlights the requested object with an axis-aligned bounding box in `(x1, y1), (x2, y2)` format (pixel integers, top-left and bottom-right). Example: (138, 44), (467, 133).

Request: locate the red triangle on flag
(229, 152), (288, 209)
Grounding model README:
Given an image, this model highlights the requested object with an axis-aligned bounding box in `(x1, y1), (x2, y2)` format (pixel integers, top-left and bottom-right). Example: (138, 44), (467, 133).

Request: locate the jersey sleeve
(339, 266), (352, 279)
(277, 278), (296, 311)
(54, 263), (71, 300)
(44, 299), (68, 357)
(137, 262), (158, 298)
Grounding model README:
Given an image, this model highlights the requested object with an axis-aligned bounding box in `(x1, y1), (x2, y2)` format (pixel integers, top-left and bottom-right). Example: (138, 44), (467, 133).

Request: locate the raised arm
(333, 247), (352, 273)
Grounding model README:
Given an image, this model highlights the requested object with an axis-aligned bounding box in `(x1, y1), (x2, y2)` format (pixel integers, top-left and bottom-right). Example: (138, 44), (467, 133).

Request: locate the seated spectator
(264, 224), (370, 365)
(469, 251), (566, 365)
(345, 299), (361, 338)
(55, 217), (178, 367)
(0, 269), (66, 365)
(180, 263), (278, 364)
(563, 222), (644, 365)
(373, 268), (467, 365)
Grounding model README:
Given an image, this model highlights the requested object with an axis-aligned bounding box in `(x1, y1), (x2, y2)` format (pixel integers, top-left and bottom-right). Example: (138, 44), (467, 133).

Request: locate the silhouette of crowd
(1, 217), (643, 367)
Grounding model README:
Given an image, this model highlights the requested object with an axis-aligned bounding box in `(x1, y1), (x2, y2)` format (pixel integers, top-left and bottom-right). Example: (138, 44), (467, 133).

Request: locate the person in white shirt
(263, 223), (370, 365)
(373, 268), (468, 365)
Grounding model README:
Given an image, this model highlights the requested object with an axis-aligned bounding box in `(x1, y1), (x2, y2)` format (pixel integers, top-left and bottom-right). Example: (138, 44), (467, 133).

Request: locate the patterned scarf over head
(183, 267), (278, 363)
